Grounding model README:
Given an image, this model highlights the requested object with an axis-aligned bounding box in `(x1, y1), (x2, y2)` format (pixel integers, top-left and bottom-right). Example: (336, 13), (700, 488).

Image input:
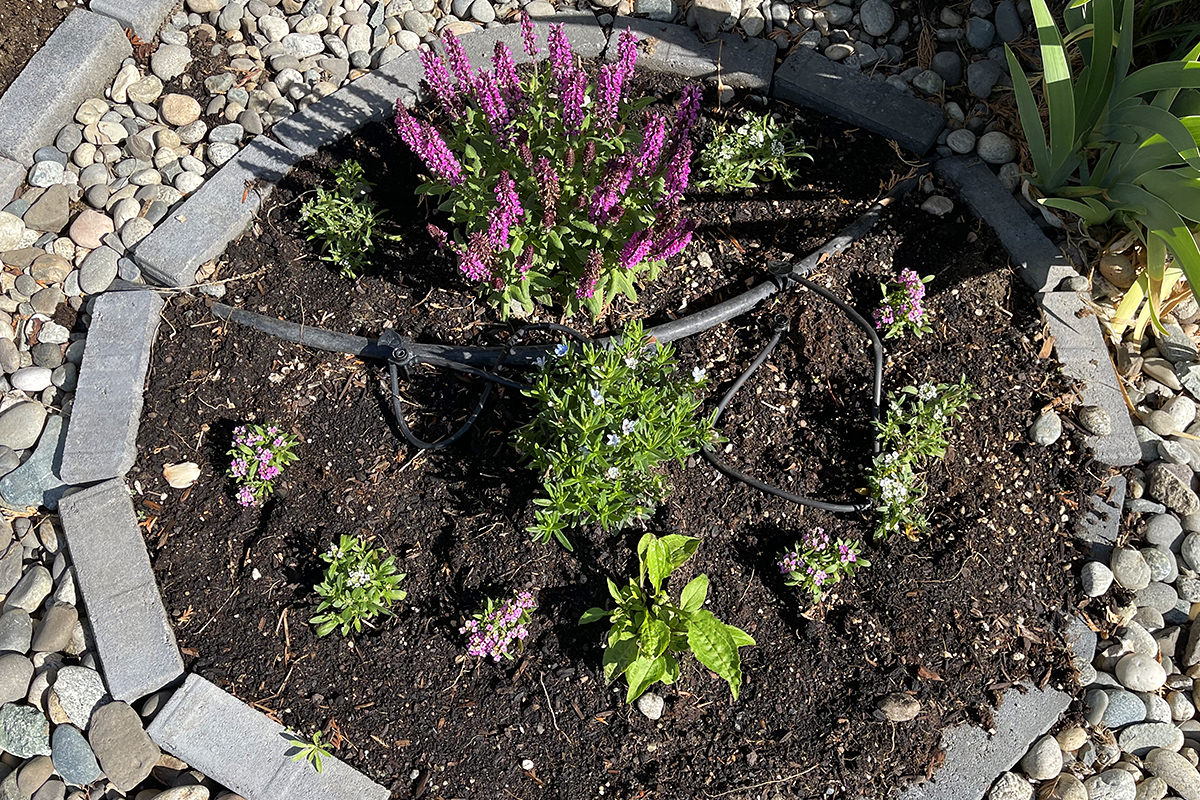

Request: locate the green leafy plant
(777, 527), (869, 602)
(227, 422), (299, 507)
(697, 110), (812, 192)
(1005, 0), (1200, 338)
(396, 19), (701, 318)
(300, 160), (395, 279)
(580, 533), (755, 702)
(310, 534), (407, 636)
(868, 379), (974, 540)
(874, 268), (933, 340)
(513, 321), (720, 550)
(286, 730), (332, 774)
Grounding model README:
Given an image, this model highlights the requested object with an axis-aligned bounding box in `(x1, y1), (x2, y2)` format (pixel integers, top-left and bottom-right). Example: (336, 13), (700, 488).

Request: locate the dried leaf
(163, 462), (201, 489)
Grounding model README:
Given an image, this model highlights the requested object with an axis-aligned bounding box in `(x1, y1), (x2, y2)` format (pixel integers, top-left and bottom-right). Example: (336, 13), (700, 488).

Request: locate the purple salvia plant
(520, 10), (539, 57)
(616, 27), (637, 80)
(576, 250), (603, 299)
(393, 100), (420, 149)
(517, 245), (534, 279)
(442, 29), (474, 89)
(394, 101), (465, 187)
(561, 69), (586, 135)
(674, 84), (702, 138)
(420, 48), (462, 120)
(487, 171), (523, 249)
(638, 113), (669, 176)
(427, 223), (450, 249)
(582, 140), (596, 170)
(620, 230), (654, 271)
(596, 63), (623, 124)
(589, 155), (635, 224)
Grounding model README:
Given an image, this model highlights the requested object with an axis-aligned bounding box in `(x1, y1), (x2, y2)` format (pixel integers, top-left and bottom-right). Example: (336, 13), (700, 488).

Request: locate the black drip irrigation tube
(210, 171), (920, 511)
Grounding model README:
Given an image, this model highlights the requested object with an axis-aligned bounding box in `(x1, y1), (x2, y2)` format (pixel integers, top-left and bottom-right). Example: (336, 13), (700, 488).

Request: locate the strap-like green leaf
(1030, 0), (1078, 174)
(1005, 46), (1053, 183)
(1111, 104), (1200, 171)
(1141, 168), (1200, 223)
(686, 610), (744, 700)
(1114, 62), (1200, 106)
(679, 575), (709, 613)
(1076, 0), (1115, 136)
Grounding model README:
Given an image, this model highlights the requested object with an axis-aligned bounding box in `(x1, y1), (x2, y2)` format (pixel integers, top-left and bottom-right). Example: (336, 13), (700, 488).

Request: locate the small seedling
(227, 423), (299, 507)
(286, 730), (331, 774)
(300, 160), (396, 279)
(311, 534), (407, 636)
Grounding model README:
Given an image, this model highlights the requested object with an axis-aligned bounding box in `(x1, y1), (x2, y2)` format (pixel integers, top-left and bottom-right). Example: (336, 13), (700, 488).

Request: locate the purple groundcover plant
(227, 422), (299, 507)
(778, 527), (869, 603)
(395, 14), (701, 318)
(461, 590), (537, 662)
(874, 268), (933, 340)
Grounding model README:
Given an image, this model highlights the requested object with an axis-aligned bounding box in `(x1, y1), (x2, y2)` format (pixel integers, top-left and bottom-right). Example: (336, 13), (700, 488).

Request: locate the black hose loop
(700, 277), (883, 514)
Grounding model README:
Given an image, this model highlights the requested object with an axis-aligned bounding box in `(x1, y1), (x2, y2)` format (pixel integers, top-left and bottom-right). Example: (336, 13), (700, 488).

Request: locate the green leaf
(639, 617), (671, 658)
(579, 607), (610, 625)
(624, 656), (667, 703)
(725, 623), (756, 648)
(658, 534), (701, 572)
(602, 635), (638, 684)
(686, 610), (744, 699)
(1029, 0), (1077, 172)
(679, 575), (709, 613)
(644, 536), (670, 593)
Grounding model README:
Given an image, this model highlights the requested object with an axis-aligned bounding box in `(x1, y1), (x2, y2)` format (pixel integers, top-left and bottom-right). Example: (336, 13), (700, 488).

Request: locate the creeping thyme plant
(868, 379), (975, 539)
(395, 15), (701, 317)
(778, 527), (869, 602)
(300, 160), (395, 279)
(513, 321), (719, 550)
(874, 268), (934, 340)
(311, 534), (407, 636)
(227, 422), (299, 507)
(461, 589), (537, 662)
(697, 111), (813, 192)
(581, 533), (754, 702)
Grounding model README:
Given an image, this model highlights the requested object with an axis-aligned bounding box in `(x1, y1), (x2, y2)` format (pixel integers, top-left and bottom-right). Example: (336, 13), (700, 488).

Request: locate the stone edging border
(28, 12), (1141, 800)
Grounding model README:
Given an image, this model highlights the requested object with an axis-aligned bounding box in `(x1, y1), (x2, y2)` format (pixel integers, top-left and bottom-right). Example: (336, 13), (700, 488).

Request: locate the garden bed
(128, 92), (1098, 798)
(0, 0), (76, 96)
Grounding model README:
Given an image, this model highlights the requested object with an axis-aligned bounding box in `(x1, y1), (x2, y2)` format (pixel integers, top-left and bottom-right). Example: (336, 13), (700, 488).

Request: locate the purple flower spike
(419, 49), (462, 119)
(638, 113), (668, 176)
(517, 245), (534, 279)
(492, 41), (524, 109)
(521, 10), (539, 57)
(534, 157), (560, 227)
(487, 171), (523, 249)
(442, 28), (474, 89)
(419, 122), (465, 186)
(589, 154), (635, 225)
(596, 63), (622, 124)
(561, 69), (586, 135)
(675, 84), (702, 137)
(620, 230), (654, 271)
(475, 70), (512, 140)
(547, 24), (574, 89)
(663, 137), (693, 201)
(576, 250), (602, 299)
(457, 231), (494, 281)
(651, 217), (693, 261)
(393, 100), (420, 149)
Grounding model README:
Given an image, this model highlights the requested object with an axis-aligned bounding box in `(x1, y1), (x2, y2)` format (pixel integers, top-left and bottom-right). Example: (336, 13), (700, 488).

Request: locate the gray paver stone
(0, 11), (131, 163)
(773, 46), (943, 154)
(57, 480), (183, 702)
(148, 675), (389, 800)
(1074, 476), (1126, 561)
(0, 414), (68, 512)
(896, 682), (1071, 800)
(132, 136), (300, 287)
(0, 158), (23, 207)
(60, 290), (163, 484)
(89, 0), (177, 40)
(604, 17), (776, 90)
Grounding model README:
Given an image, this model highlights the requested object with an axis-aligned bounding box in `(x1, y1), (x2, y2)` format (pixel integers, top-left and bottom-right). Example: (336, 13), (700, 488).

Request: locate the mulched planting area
(0, 0), (77, 96)
(131, 92), (1101, 799)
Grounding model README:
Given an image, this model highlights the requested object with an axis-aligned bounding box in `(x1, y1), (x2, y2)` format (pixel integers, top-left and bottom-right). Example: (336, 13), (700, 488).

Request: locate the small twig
(195, 588), (239, 636)
(702, 767), (818, 798)
(539, 672), (565, 740)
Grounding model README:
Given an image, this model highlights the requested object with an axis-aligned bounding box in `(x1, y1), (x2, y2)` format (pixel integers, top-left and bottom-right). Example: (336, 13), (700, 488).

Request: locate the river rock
(1112, 547), (1152, 591)
(1144, 747), (1200, 799)
(1118, 721), (1184, 756)
(1083, 770), (1136, 800)
(1148, 462), (1200, 515)
(1117, 653), (1167, 691)
(0, 703), (50, 757)
(88, 701), (159, 792)
(52, 666), (105, 729)
(51, 724), (101, 787)
(1019, 734), (1062, 779)
(1030, 410), (1062, 445)
(0, 403), (47, 451)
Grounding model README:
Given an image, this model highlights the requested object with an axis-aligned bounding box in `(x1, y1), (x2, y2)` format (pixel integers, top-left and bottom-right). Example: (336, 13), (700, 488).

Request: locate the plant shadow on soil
(132, 88), (1102, 800)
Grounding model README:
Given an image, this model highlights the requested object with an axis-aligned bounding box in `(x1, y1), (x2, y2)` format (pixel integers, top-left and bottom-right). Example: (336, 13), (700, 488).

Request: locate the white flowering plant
(513, 321), (720, 550)
(310, 534), (407, 637)
(300, 160), (398, 279)
(778, 527), (869, 602)
(868, 378), (974, 540)
(697, 111), (812, 192)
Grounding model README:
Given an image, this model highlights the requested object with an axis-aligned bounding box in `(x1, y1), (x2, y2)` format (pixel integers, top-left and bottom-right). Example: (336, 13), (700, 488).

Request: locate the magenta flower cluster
(226, 423), (300, 507)
(460, 590), (537, 662)
(778, 527), (868, 602)
(393, 13), (701, 318)
(874, 268), (932, 339)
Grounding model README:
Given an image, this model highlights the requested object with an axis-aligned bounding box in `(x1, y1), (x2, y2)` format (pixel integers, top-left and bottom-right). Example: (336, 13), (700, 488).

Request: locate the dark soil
(131, 93), (1102, 800)
(0, 0), (78, 97)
